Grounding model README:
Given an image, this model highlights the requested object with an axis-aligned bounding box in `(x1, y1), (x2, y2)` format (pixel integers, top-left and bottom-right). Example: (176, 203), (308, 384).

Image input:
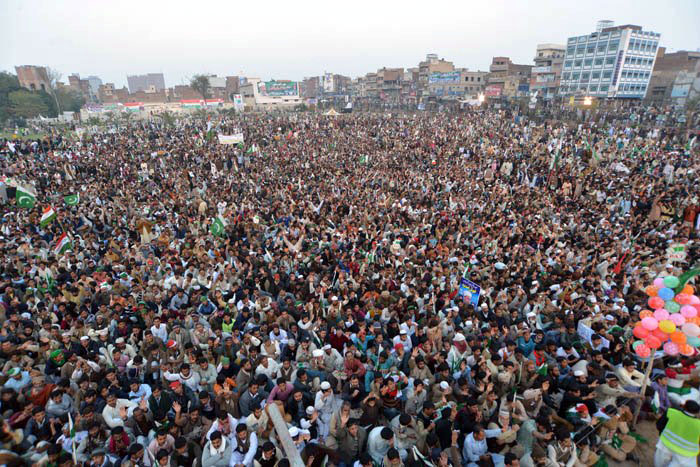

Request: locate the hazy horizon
(3, 0), (699, 88)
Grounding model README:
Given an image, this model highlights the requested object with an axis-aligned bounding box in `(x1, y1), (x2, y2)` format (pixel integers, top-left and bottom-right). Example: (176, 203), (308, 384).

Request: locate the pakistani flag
(16, 186), (36, 208)
(359, 155), (369, 164)
(586, 139), (600, 162)
(68, 412), (77, 463)
(536, 363), (548, 376)
(688, 136), (697, 152)
(64, 194), (79, 206)
(549, 139), (562, 170)
(40, 206), (57, 227)
(53, 232), (72, 256)
(209, 215), (226, 237)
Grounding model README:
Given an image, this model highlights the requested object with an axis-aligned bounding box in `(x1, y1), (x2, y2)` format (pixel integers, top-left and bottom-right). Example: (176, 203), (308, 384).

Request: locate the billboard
(429, 71), (461, 84)
(671, 84), (690, 98)
(485, 85), (502, 97)
(218, 133), (244, 145)
(257, 80), (299, 97)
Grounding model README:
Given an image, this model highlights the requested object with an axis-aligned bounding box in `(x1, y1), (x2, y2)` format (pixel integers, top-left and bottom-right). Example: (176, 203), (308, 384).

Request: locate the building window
(608, 40), (619, 52)
(477, 77), (481, 81)
(584, 58), (593, 66)
(597, 44), (607, 54)
(587, 45), (595, 54)
(600, 84), (609, 92)
(592, 71), (601, 79)
(581, 72), (590, 82)
(564, 60), (573, 69)
(603, 70), (612, 80)
(589, 84), (599, 92)
(605, 56), (615, 65)
(567, 46), (575, 55)
(572, 72), (580, 80)
(575, 59), (582, 67)
(562, 72), (570, 80)
(594, 57), (604, 66)
(576, 45), (585, 55)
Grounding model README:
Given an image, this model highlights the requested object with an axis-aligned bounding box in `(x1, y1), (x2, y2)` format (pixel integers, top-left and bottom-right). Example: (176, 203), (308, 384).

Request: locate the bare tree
(46, 67), (63, 115)
(190, 75), (211, 101)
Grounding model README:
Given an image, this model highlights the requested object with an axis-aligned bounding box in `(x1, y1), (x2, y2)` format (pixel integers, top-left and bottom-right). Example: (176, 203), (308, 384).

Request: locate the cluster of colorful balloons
(633, 275), (700, 358)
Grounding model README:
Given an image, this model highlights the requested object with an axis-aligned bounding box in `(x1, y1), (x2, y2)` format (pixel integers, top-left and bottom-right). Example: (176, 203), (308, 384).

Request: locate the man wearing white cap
(447, 333), (469, 373)
(314, 381), (336, 440)
(3, 367), (31, 392)
(392, 328), (413, 353)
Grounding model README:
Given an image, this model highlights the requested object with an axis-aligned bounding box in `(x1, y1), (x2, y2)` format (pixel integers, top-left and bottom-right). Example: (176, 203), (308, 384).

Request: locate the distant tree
(160, 110), (175, 128)
(0, 72), (21, 123)
(190, 75), (211, 101)
(8, 90), (49, 118)
(46, 67), (63, 115)
(57, 88), (85, 113)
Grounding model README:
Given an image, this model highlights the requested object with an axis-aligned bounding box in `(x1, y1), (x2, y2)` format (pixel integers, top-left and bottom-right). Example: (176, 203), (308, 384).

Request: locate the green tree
(0, 72), (21, 123)
(8, 90), (49, 118)
(190, 75), (211, 100)
(57, 88), (85, 113)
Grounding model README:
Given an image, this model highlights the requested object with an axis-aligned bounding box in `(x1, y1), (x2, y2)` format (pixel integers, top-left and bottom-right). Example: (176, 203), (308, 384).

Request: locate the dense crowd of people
(0, 106), (698, 467)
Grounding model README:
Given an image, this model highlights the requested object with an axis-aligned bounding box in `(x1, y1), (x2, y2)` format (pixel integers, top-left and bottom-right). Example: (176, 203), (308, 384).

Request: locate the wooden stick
(632, 353), (655, 426)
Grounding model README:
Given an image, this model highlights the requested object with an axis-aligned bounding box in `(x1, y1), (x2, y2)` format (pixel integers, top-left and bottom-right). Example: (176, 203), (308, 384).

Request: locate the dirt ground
(608, 420), (659, 467)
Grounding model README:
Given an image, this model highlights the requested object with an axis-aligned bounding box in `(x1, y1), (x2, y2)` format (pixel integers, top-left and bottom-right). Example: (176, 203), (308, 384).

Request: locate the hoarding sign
(428, 71), (461, 84)
(485, 85), (502, 97)
(257, 80), (299, 97)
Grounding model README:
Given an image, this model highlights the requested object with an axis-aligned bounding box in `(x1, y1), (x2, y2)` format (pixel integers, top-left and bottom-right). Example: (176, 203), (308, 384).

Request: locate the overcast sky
(3, 0), (699, 88)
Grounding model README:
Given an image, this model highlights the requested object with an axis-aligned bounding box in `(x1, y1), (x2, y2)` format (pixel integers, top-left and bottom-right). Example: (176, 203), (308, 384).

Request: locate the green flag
(16, 186), (36, 208)
(586, 139), (600, 162)
(209, 215), (226, 237)
(64, 194), (79, 206)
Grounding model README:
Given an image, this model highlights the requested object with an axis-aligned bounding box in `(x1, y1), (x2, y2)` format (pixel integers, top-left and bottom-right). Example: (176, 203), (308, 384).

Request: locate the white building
(240, 78), (302, 108)
(559, 21), (660, 99)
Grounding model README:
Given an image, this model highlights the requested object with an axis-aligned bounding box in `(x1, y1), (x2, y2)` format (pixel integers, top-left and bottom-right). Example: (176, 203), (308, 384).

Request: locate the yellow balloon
(659, 320), (677, 334)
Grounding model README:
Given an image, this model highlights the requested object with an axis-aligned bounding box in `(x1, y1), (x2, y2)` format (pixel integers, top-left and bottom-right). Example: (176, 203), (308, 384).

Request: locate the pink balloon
(676, 294), (692, 305)
(664, 342), (680, 356)
(654, 309), (670, 321)
(635, 343), (651, 358)
(670, 314), (686, 326)
(642, 317), (659, 331)
(690, 295), (700, 305)
(653, 277), (666, 288)
(649, 297), (665, 309)
(681, 305), (698, 318)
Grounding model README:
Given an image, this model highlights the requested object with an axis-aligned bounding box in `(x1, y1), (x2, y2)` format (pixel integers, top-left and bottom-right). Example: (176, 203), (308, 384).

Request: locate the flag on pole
(688, 136), (697, 152)
(549, 139), (563, 170)
(68, 412), (77, 463)
(359, 155), (369, 164)
(209, 215), (226, 237)
(64, 193), (79, 206)
(53, 232), (72, 256)
(586, 139), (600, 162)
(16, 185), (36, 208)
(40, 206), (57, 227)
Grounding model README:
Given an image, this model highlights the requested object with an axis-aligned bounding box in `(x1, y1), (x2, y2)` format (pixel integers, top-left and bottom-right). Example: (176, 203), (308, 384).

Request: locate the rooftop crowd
(0, 106), (698, 467)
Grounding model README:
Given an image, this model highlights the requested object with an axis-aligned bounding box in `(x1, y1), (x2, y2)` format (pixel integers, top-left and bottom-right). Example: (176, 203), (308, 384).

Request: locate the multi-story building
(646, 48), (700, 102)
(15, 65), (51, 92)
(68, 74), (95, 101)
(531, 44), (566, 100)
(487, 57), (532, 98)
(418, 54), (454, 97)
(670, 60), (700, 107)
(377, 68), (403, 104)
(86, 76), (102, 95)
(559, 21), (660, 99)
(127, 73), (166, 93)
(97, 83), (130, 104)
(426, 69), (488, 100)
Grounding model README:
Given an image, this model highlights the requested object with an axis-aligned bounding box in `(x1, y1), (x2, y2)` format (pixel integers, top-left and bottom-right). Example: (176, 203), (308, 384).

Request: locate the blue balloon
(658, 288), (675, 301)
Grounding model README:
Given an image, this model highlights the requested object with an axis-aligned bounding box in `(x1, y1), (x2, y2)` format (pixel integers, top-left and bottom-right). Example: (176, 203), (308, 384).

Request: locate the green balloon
(664, 276), (680, 289)
(687, 336), (700, 348)
(665, 301), (681, 313)
(632, 340), (643, 350)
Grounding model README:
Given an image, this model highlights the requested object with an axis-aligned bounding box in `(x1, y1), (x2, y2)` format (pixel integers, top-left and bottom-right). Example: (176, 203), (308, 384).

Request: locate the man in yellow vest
(655, 400), (700, 467)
